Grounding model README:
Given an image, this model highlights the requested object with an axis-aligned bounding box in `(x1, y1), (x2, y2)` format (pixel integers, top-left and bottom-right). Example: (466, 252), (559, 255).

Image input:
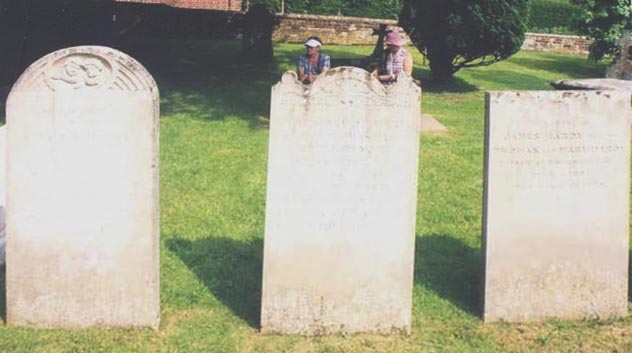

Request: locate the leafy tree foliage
(570, 0), (631, 60)
(399, 0), (529, 80)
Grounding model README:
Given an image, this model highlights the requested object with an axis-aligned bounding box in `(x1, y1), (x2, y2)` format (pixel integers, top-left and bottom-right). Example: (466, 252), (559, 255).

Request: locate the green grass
(1, 40), (630, 353)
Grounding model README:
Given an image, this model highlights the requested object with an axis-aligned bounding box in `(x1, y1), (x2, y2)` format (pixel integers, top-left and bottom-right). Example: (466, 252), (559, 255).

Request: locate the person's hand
(378, 74), (395, 82)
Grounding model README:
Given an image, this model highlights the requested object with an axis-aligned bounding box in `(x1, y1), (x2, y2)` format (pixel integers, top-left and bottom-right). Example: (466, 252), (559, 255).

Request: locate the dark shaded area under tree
(0, 0), (244, 102)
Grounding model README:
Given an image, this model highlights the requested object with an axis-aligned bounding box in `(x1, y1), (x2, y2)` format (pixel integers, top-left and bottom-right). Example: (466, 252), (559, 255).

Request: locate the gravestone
(483, 90), (631, 322)
(262, 67), (421, 334)
(6, 46), (160, 328)
(606, 30), (632, 80)
(551, 78), (632, 91)
(0, 126), (5, 266)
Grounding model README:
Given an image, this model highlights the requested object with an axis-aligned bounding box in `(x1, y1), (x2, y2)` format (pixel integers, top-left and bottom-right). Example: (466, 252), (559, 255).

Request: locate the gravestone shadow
(508, 55), (607, 78)
(167, 236), (263, 328)
(465, 69), (557, 90)
(415, 234), (481, 316)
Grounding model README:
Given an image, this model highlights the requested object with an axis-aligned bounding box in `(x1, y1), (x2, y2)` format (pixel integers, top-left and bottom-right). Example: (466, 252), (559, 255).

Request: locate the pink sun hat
(385, 31), (404, 46)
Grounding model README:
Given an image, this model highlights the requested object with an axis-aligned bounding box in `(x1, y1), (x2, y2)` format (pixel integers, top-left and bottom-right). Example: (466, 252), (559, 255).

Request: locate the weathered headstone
(606, 30), (632, 80)
(551, 78), (632, 91)
(0, 126), (5, 266)
(483, 90), (631, 322)
(262, 67), (421, 334)
(6, 46), (160, 328)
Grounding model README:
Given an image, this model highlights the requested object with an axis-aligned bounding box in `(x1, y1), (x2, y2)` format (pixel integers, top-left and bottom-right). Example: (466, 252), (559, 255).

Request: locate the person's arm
(298, 68), (308, 83)
(374, 53), (393, 81)
(378, 73), (395, 81)
(298, 57), (308, 82)
(403, 51), (413, 75)
(320, 54), (330, 75)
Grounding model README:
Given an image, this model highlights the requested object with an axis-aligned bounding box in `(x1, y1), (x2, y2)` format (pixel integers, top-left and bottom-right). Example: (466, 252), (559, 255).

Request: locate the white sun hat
(304, 38), (322, 47)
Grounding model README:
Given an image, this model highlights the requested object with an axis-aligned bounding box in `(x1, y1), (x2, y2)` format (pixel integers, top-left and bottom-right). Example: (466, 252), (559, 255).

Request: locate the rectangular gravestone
(6, 46), (160, 328)
(261, 68), (421, 334)
(0, 126), (5, 266)
(483, 90), (631, 322)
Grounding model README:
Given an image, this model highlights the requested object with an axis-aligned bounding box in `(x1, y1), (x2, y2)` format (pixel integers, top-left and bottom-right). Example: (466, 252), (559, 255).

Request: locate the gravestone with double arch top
(262, 67), (421, 334)
(6, 46), (160, 328)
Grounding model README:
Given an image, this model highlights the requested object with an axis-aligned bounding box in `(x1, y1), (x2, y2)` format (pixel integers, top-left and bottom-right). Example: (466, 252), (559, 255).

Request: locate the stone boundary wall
(272, 13), (411, 46)
(521, 32), (592, 55)
(272, 13), (593, 56)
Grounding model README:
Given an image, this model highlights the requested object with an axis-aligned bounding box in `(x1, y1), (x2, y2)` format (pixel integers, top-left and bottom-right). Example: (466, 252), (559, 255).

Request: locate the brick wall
(115, 0), (242, 11)
(521, 33), (592, 56)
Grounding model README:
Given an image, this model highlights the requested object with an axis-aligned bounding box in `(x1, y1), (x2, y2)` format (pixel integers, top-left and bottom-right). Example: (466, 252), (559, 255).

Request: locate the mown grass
(1, 40), (629, 353)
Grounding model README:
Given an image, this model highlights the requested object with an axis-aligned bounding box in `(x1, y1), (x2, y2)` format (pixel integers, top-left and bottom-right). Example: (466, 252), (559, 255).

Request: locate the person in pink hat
(373, 31), (413, 83)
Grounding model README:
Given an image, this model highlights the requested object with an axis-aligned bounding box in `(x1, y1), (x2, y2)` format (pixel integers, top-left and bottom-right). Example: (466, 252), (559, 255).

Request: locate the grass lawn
(1, 40), (630, 353)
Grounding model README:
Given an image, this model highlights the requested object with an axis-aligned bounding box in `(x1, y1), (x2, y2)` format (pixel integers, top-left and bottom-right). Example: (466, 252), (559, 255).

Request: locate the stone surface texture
(6, 46), (160, 328)
(551, 78), (632, 91)
(483, 90), (631, 322)
(272, 13), (410, 46)
(0, 126), (5, 266)
(262, 68), (421, 334)
(606, 30), (632, 80)
(271, 14), (592, 54)
(521, 33), (592, 56)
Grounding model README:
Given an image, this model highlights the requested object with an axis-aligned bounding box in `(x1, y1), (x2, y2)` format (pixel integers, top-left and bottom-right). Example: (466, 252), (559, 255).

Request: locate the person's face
(387, 44), (400, 53)
(305, 45), (320, 56)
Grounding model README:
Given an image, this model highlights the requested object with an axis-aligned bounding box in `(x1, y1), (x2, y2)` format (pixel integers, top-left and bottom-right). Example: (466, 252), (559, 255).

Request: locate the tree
(570, 0), (631, 61)
(399, 0), (529, 81)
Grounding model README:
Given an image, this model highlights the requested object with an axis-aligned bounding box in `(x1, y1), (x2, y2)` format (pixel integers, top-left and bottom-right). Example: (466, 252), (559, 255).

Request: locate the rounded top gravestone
(6, 46), (160, 329)
(9, 46), (158, 95)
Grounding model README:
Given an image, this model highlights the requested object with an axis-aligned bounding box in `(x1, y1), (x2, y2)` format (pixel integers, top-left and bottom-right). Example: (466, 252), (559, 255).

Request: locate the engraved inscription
(262, 67), (421, 334)
(491, 118), (626, 190)
(483, 90), (631, 323)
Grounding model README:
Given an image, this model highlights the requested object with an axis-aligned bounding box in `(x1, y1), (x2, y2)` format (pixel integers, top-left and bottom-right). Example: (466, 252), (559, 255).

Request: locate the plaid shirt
(297, 53), (331, 76)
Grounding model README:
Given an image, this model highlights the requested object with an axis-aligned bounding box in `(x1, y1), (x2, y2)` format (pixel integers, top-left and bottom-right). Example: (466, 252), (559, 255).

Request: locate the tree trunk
(426, 47), (456, 82)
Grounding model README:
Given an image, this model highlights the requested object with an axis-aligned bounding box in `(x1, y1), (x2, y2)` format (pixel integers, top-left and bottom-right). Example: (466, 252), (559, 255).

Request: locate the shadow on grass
(413, 67), (479, 93)
(167, 236), (263, 328)
(120, 40), (285, 129)
(629, 250), (632, 302)
(415, 234), (481, 316)
(464, 69), (555, 90)
(507, 55), (607, 78)
(0, 265), (5, 323)
(168, 233), (482, 325)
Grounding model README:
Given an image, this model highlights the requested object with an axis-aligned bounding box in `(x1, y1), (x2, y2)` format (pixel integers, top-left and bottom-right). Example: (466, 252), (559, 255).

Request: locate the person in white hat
(297, 36), (330, 84)
(373, 31), (413, 83)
